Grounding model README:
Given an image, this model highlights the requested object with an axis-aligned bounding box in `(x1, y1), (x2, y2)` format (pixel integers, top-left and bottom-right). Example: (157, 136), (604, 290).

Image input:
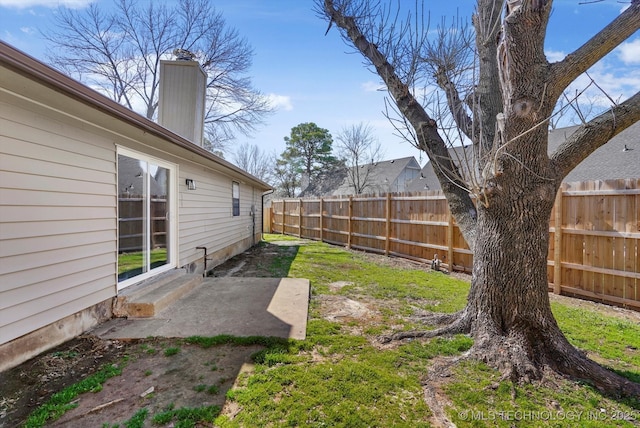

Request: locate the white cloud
(559, 58), (640, 125)
(266, 93), (293, 111)
(361, 80), (385, 92)
(0, 0), (92, 9)
(545, 49), (566, 63)
(20, 26), (36, 35)
(617, 38), (640, 65)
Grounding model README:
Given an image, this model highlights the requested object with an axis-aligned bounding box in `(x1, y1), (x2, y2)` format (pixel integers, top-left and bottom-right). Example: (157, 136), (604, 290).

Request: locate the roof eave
(0, 41), (271, 191)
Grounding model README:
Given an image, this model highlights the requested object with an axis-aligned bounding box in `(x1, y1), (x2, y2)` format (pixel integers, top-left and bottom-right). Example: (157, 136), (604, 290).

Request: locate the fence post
(553, 185), (563, 294)
(347, 196), (353, 249)
(385, 193), (391, 256)
(447, 211), (454, 272)
(281, 200), (286, 235)
(298, 199), (303, 238)
(319, 198), (324, 242)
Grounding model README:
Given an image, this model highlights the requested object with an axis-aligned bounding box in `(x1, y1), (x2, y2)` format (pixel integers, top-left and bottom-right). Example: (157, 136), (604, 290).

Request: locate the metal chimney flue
(173, 48), (196, 61)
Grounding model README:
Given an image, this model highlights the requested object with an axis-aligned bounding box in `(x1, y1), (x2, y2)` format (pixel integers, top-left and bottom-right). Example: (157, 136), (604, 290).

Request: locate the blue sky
(1, 0), (638, 164)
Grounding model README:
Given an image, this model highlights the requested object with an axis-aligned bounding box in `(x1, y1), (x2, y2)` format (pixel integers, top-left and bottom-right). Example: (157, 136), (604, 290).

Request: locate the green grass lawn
(215, 235), (639, 427)
(118, 248), (167, 276)
(26, 234), (640, 427)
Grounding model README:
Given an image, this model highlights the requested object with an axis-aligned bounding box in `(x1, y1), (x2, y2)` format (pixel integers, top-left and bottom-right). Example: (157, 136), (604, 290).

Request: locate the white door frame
(116, 146), (178, 291)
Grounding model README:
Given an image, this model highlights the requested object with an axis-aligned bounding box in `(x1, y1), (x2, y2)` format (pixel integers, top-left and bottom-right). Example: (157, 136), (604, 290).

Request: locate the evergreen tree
(282, 123), (340, 180)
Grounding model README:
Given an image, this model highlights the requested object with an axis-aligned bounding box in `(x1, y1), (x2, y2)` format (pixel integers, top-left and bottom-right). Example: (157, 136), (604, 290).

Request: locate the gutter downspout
(262, 189), (275, 237)
(196, 246), (207, 277)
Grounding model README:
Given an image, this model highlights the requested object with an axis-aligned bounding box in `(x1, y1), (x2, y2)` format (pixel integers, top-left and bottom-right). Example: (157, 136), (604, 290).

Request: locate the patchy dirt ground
(0, 242), (292, 428)
(1, 239), (638, 427)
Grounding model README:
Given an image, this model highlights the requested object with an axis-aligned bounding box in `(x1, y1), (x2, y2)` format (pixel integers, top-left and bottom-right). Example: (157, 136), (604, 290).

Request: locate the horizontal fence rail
(268, 179), (639, 311)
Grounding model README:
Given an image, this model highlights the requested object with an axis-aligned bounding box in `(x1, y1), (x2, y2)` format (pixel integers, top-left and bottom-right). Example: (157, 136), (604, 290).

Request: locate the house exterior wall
(178, 165), (262, 271)
(0, 91), (118, 348)
(0, 42), (270, 370)
(112, 140), (263, 275)
(392, 163), (421, 193)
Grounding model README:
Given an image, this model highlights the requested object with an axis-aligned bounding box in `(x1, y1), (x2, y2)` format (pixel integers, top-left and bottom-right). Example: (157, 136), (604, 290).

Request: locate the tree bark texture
(469, 176), (640, 396)
(322, 0), (640, 397)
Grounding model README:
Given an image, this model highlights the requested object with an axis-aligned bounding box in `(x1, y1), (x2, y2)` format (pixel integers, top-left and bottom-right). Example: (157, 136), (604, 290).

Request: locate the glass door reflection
(118, 154), (171, 283)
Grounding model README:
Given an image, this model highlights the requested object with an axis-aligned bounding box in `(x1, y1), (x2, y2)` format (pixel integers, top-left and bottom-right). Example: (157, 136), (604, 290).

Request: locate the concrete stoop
(113, 270), (203, 318)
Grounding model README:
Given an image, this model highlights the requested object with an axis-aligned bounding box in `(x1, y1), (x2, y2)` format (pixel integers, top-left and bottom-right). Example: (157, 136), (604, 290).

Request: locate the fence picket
(268, 180), (640, 310)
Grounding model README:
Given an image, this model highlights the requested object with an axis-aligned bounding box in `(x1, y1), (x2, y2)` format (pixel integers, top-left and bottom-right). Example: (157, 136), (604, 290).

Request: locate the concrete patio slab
(92, 277), (310, 340)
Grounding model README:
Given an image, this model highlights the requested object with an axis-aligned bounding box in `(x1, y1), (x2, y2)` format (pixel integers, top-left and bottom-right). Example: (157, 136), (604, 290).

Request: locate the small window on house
(232, 181), (240, 216)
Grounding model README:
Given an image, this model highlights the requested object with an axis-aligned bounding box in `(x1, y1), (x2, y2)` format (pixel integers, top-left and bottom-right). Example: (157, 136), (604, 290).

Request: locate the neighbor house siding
(0, 93), (117, 345)
(391, 160), (421, 193)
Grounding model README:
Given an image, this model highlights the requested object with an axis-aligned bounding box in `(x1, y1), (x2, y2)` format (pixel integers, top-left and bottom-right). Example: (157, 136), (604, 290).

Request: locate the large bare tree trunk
(468, 176), (557, 379)
(321, 0), (640, 398)
(467, 173), (639, 395)
(388, 130), (640, 395)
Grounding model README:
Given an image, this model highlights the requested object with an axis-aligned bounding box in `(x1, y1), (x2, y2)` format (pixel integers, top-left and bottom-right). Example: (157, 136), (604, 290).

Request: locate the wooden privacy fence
(118, 198), (168, 253)
(269, 179), (640, 310)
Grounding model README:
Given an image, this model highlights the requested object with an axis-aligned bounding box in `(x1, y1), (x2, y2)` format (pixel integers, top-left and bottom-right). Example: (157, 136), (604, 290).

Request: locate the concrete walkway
(92, 277), (310, 340)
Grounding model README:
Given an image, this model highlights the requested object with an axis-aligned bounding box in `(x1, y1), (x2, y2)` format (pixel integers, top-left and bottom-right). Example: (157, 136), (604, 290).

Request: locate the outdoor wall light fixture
(186, 179), (196, 190)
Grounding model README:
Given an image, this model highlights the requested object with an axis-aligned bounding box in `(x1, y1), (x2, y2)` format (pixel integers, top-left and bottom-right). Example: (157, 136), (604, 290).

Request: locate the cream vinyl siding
(111, 141), (265, 269)
(0, 95), (117, 345)
(1, 42), (270, 351)
(178, 163), (262, 266)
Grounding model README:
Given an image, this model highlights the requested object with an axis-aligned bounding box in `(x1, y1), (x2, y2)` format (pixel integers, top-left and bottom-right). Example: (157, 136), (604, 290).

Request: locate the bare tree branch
(423, 15), (475, 139)
(434, 70), (474, 139)
(548, 1), (640, 99)
(43, 4), (138, 110)
(470, 0), (503, 158)
(336, 123), (385, 194)
(231, 142), (275, 183)
(320, 0), (478, 249)
(43, 0), (273, 150)
(551, 90), (640, 180)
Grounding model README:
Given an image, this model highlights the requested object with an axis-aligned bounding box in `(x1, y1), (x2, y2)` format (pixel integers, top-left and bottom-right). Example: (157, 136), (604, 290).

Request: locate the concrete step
(113, 270), (203, 318)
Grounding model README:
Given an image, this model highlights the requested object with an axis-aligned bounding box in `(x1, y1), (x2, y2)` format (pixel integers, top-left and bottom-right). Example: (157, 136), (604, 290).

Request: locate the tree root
(381, 310), (640, 398)
(469, 326), (640, 398)
(547, 334), (640, 398)
(411, 311), (463, 326)
(379, 312), (471, 343)
(422, 356), (463, 428)
(469, 333), (542, 385)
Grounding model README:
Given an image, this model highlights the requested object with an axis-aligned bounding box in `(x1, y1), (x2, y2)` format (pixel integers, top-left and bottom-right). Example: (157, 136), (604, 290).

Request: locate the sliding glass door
(117, 149), (175, 289)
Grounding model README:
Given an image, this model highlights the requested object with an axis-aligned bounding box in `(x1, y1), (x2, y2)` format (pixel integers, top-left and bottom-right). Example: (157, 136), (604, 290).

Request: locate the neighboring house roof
(0, 41), (271, 192)
(547, 122), (640, 182)
(329, 156), (422, 196)
(299, 167), (348, 198)
(405, 146), (474, 193)
(407, 122), (640, 192)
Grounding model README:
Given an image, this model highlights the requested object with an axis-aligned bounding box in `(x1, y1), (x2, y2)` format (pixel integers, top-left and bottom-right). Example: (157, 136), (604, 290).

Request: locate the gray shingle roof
(548, 121), (640, 182)
(298, 167), (348, 197)
(405, 146), (474, 193)
(331, 156), (421, 195)
(407, 122), (640, 192)
(299, 156), (422, 196)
